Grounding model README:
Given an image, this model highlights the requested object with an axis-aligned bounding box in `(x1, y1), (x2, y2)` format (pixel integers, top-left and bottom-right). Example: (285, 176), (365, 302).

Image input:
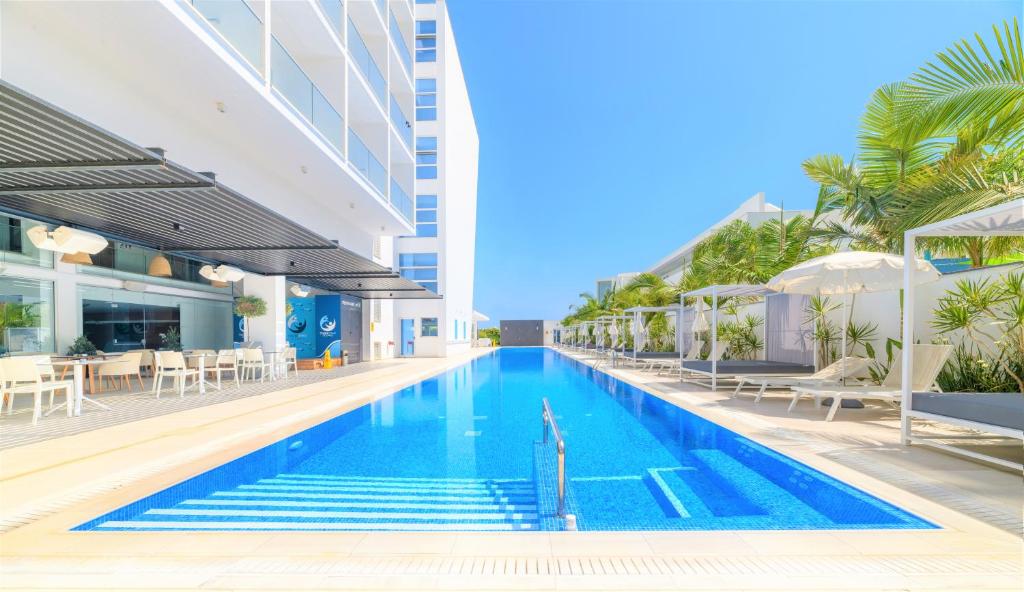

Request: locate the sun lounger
(731, 357), (869, 403)
(790, 344), (952, 421)
(904, 392), (1024, 471)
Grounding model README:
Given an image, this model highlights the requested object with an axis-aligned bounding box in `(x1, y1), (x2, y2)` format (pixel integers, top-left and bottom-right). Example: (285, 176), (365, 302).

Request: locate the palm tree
(804, 19), (1024, 261)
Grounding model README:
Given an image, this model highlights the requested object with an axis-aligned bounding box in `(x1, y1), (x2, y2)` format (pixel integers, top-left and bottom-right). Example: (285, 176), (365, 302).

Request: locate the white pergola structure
(681, 284), (776, 390)
(901, 199), (1024, 465)
(623, 305), (684, 361)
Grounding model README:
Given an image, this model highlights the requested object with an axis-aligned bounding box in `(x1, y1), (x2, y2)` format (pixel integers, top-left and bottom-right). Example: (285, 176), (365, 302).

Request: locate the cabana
(901, 199), (1024, 471)
(681, 284), (815, 390)
(623, 305), (683, 368)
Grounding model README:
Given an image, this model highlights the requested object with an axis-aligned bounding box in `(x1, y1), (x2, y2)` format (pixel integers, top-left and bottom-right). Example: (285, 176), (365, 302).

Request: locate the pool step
(91, 474), (540, 531)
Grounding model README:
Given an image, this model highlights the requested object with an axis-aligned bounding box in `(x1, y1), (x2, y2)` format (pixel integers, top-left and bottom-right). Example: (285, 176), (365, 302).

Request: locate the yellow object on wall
(323, 350), (333, 369)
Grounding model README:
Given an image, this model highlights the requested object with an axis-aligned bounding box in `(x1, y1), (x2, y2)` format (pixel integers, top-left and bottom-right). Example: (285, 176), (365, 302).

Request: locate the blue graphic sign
(232, 313), (245, 345)
(314, 294), (341, 357)
(286, 297), (316, 358)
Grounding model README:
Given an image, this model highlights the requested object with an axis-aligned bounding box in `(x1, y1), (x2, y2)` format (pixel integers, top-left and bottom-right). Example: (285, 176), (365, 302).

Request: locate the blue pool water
(76, 348), (934, 531)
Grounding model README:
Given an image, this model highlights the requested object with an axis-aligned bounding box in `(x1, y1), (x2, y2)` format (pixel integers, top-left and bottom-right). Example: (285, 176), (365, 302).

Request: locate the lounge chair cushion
(912, 392), (1024, 431)
(682, 360), (816, 375)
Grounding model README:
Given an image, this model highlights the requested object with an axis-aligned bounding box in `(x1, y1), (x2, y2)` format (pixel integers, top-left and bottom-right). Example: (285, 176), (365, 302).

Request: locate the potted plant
(159, 327), (182, 352)
(67, 335), (98, 357)
(234, 295), (267, 343)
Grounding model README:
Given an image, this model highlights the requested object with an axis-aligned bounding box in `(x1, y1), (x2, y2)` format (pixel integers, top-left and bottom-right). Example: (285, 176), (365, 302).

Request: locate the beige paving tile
(548, 532), (653, 556)
(434, 575), (557, 590)
(642, 532), (757, 556)
(352, 533), (457, 556)
(735, 531), (862, 556)
(253, 532), (367, 556)
(451, 533), (551, 556)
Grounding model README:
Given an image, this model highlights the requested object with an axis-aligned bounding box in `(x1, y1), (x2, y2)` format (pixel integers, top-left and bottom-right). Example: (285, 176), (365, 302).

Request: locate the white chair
(239, 348), (272, 383)
(790, 344), (953, 421)
(731, 356), (870, 403)
(186, 349), (217, 370)
(97, 351), (144, 392)
(280, 347), (298, 378)
(152, 351), (199, 398)
(0, 356), (74, 425)
(209, 349), (240, 389)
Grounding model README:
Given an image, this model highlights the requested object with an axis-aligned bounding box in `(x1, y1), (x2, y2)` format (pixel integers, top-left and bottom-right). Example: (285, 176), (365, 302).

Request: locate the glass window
(416, 78), (436, 92)
(416, 107), (437, 121)
(417, 194), (438, 208)
(421, 317), (438, 337)
(415, 0), (436, 4)
(415, 194), (439, 237)
(0, 277), (54, 355)
(416, 166), (437, 179)
(0, 215), (54, 268)
(399, 253), (439, 293)
(415, 20), (436, 62)
(416, 133), (438, 178)
(86, 242), (229, 290)
(415, 78), (438, 120)
(415, 94), (437, 107)
(416, 153), (437, 165)
(415, 136), (437, 151)
(417, 210), (438, 223)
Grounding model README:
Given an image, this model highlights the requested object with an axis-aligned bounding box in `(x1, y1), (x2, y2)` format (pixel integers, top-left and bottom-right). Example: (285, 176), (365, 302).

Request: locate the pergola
(623, 304), (683, 361)
(901, 199), (1024, 468)
(681, 284), (777, 390)
(595, 314), (631, 353)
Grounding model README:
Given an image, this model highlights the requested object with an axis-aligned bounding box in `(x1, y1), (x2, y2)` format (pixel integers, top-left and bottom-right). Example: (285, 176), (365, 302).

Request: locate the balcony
(389, 9), (413, 80)
(389, 94), (413, 151)
(189, 0), (264, 74)
(348, 18), (387, 107)
(349, 128), (387, 196)
(390, 177), (414, 223)
(270, 37), (345, 154)
(317, 0), (343, 36)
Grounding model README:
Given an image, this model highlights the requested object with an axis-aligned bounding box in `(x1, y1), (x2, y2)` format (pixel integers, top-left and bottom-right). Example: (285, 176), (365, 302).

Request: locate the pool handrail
(541, 397), (566, 517)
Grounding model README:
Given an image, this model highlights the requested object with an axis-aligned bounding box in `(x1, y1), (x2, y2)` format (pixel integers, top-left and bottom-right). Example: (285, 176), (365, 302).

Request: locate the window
(0, 277), (54, 355)
(415, 195), (438, 237)
(421, 317), (438, 337)
(399, 252), (438, 293)
(0, 215), (53, 268)
(415, 0), (436, 4)
(416, 78), (437, 121)
(416, 134), (438, 179)
(416, 20), (436, 62)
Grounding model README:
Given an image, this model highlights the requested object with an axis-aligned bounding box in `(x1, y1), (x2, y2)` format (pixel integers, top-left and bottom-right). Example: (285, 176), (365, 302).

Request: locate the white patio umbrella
(636, 316), (649, 353)
(766, 251), (941, 382)
(609, 321), (620, 350)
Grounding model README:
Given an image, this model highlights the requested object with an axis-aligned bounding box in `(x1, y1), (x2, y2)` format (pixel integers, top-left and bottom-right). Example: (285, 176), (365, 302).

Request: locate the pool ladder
(541, 398), (567, 518)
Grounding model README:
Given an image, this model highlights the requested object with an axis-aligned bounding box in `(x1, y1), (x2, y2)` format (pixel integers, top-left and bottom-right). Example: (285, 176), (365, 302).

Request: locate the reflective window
(0, 277), (54, 355)
(421, 317), (438, 337)
(416, 134), (438, 179)
(0, 215), (53, 268)
(415, 20), (436, 62)
(415, 195), (438, 237)
(400, 253), (439, 294)
(416, 78), (438, 120)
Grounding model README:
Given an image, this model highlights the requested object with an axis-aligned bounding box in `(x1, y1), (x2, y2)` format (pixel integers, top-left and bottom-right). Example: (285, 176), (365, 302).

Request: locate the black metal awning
(0, 80), (436, 300)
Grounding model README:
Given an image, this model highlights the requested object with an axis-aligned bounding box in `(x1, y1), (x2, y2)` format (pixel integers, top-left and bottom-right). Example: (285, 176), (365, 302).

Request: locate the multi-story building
(392, 0), (479, 357)
(595, 273), (640, 302)
(0, 0), (475, 361)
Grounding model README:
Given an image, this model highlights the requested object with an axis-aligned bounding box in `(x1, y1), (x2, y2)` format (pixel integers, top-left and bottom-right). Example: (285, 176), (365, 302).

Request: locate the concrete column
(243, 274), (286, 351)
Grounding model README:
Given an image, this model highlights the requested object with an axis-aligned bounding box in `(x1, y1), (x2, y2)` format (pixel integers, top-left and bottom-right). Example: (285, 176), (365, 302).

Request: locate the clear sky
(450, 0), (1020, 326)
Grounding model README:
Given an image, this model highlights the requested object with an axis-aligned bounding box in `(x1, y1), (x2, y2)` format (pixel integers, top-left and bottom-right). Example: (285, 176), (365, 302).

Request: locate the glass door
(400, 319), (415, 356)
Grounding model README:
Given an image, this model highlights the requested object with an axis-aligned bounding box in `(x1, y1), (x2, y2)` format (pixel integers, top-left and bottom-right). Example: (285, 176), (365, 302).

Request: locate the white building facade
(392, 0), (479, 357)
(0, 0), (474, 361)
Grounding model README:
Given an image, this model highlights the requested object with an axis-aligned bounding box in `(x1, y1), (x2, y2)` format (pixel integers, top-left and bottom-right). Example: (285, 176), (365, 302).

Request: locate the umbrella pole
(842, 271), (848, 386)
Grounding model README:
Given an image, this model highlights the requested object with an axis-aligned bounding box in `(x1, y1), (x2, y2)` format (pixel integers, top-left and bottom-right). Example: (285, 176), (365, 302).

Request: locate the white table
(183, 353), (215, 395)
(43, 358), (114, 417)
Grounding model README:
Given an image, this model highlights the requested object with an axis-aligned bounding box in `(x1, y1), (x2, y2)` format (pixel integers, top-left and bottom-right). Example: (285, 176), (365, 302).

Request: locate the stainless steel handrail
(541, 397), (566, 517)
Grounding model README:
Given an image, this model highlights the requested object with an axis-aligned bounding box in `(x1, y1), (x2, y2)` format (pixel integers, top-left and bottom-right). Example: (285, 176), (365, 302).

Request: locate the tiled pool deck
(0, 348), (1020, 591)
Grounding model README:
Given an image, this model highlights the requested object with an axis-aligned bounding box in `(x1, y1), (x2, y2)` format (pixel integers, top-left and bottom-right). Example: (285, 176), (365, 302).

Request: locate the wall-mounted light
(27, 225), (107, 254)
(289, 284), (310, 297)
(200, 264), (245, 283)
(148, 253), (172, 277)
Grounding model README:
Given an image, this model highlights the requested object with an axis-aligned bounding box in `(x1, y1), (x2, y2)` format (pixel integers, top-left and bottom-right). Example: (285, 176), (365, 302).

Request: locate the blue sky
(450, 0), (1019, 326)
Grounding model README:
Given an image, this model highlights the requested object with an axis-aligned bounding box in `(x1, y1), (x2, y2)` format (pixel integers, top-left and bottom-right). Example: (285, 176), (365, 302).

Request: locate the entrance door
(400, 319), (415, 356)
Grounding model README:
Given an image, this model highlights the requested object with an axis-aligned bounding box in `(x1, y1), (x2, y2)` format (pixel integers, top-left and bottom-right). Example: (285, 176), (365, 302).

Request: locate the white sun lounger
(791, 344), (952, 421)
(730, 356), (870, 403)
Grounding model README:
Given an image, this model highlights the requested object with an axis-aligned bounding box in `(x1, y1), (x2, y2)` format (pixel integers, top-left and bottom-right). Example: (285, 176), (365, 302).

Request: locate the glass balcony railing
(190, 0), (264, 72)
(348, 129), (388, 196)
(348, 19), (387, 106)
(271, 38), (345, 154)
(317, 0), (343, 36)
(389, 10), (413, 79)
(374, 0), (387, 21)
(389, 94), (413, 150)
(390, 178), (414, 223)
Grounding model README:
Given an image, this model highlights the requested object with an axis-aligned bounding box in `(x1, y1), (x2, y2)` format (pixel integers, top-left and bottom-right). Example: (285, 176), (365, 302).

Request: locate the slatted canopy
(0, 80), (435, 299)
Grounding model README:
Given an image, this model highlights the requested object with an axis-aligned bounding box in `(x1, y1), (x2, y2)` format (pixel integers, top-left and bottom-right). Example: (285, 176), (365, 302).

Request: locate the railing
(317, 0), (343, 36)
(389, 94), (413, 150)
(389, 10), (413, 79)
(348, 18), (387, 105)
(541, 398), (566, 518)
(374, 0), (387, 21)
(270, 37), (345, 154)
(190, 0), (264, 72)
(390, 178), (414, 223)
(348, 129), (387, 196)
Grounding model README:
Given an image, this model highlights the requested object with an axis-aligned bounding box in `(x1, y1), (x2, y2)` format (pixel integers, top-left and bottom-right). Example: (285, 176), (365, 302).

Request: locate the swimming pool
(76, 348), (934, 531)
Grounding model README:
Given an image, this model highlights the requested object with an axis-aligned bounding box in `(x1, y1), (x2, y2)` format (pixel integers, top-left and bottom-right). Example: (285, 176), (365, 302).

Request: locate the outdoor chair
(152, 351), (199, 398)
(97, 351), (144, 392)
(239, 348), (272, 383)
(0, 356), (74, 425)
(790, 344), (953, 421)
(126, 349), (155, 376)
(280, 347), (298, 378)
(209, 349), (240, 389)
(731, 356), (870, 403)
